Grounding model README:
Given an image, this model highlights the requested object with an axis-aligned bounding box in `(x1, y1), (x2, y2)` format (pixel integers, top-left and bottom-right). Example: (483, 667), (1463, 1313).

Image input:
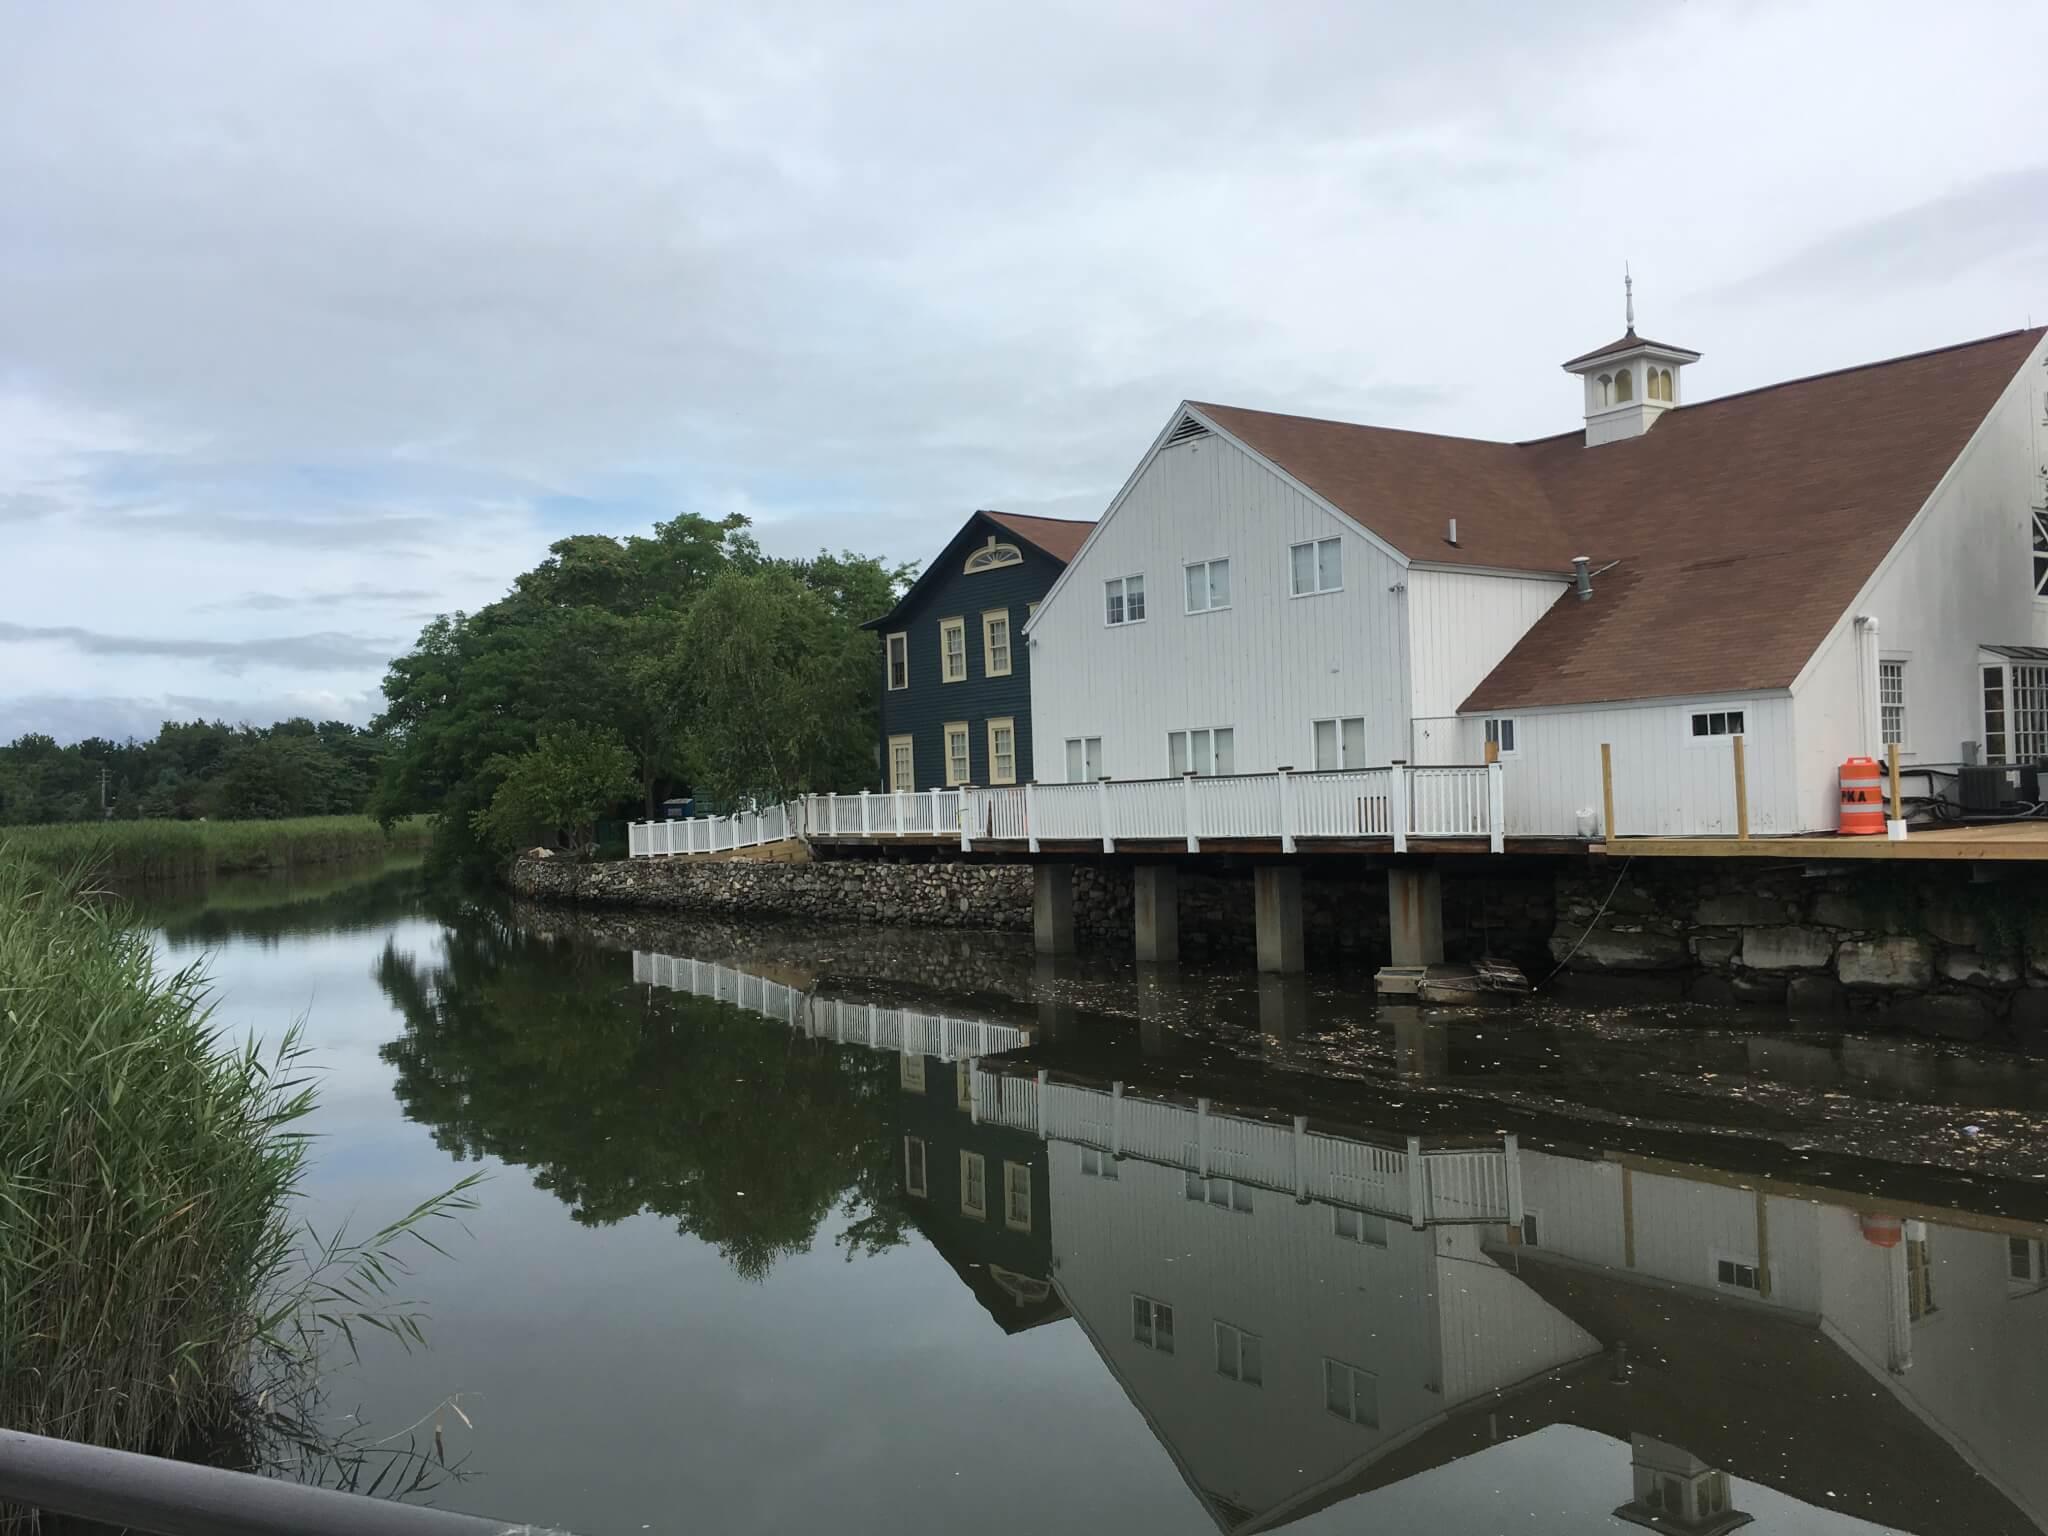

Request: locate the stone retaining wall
(1553, 859), (2048, 1043)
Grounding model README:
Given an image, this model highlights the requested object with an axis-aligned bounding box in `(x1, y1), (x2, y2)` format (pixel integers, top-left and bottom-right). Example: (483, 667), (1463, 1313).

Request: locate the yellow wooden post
(1887, 741), (1903, 822)
(1600, 742), (1615, 841)
(1733, 734), (1750, 840)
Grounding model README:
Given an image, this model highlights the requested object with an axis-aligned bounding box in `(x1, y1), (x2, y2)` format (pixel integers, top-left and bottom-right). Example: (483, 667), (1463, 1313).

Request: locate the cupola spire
(1624, 263), (1634, 330)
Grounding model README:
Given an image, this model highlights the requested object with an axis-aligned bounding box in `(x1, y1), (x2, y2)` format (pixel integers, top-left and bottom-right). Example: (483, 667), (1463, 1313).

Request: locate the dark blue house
(863, 510), (1093, 791)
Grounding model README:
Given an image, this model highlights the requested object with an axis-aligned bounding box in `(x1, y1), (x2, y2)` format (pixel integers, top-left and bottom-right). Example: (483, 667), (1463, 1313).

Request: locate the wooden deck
(1598, 820), (2048, 861)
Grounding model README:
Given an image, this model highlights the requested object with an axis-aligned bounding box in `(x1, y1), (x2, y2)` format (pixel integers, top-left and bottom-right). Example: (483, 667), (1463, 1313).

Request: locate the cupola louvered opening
(1165, 413), (1211, 447)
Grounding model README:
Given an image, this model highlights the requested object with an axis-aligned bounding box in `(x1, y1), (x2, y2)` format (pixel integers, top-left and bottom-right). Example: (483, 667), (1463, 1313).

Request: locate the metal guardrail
(0, 1428), (572, 1536)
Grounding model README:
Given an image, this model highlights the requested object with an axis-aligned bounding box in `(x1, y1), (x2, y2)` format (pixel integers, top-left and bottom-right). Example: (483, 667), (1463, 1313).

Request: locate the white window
(1185, 1168), (1253, 1212)
(1003, 1162), (1032, 1232)
(1908, 1235), (1937, 1321)
(1215, 1322), (1263, 1386)
(1065, 736), (1102, 782)
(899, 1053), (925, 1092)
(1132, 1294), (1175, 1353)
(2014, 664), (2048, 761)
(987, 718), (1017, 785)
(1184, 558), (1231, 613)
(1484, 717), (1517, 756)
(1985, 664), (2009, 761)
(904, 1136), (927, 1197)
(1880, 660), (1906, 749)
(1105, 574), (1146, 625)
(1333, 1206), (1387, 1246)
(982, 610), (1012, 677)
(887, 735), (914, 793)
(1168, 727), (1235, 777)
(1520, 1210), (1541, 1248)
(1079, 1146), (1118, 1180)
(1713, 1253), (1762, 1293)
(1689, 709), (1747, 740)
(960, 1151), (987, 1219)
(944, 722), (971, 787)
(1312, 716), (1367, 771)
(886, 631), (908, 690)
(940, 617), (967, 682)
(2008, 1237), (2048, 1295)
(1324, 1359), (1379, 1427)
(1290, 537), (1342, 596)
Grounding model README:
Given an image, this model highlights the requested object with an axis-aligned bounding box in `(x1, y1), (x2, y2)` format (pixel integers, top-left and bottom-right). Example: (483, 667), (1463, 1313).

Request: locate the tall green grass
(1, 815), (431, 883)
(0, 859), (474, 1522)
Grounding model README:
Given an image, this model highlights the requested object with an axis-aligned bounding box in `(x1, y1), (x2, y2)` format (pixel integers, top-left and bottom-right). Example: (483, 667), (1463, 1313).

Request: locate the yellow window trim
(981, 609), (1013, 678)
(987, 717), (1017, 785)
(939, 616), (967, 683)
(904, 1135), (927, 1198)
(960, 1150), (987, 1220)
(964, 535), (1023, 574)
(887, 734), (915, 793)
(943, 721), (971, 787)
(1003, 1161), (1033, 1233)
(885, 631), (909, 691)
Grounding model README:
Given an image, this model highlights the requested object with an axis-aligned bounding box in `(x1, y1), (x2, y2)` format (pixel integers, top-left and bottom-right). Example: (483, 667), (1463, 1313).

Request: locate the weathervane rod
(1625, 263), (1634, 330)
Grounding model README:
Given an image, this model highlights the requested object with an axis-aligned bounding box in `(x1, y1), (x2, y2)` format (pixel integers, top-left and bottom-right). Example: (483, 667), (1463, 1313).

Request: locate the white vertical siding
(1466, 693), (1797, 837)
(1029, 432), (1412, 780)
(1048, 1150), (1593, 1524)
(1791, 335), (2048, 828)
(1408, 570), (1568, 765)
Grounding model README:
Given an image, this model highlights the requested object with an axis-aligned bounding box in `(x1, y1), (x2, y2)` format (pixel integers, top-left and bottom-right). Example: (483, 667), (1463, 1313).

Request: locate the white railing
(628, 763), (1506, 858)
(971, 1069), (1519, 1226)
(633, 949), (1033, 1060)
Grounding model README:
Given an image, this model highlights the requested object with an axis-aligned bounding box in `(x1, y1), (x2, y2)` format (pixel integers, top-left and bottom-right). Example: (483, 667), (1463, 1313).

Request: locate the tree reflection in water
(374, 904), (909, 1279)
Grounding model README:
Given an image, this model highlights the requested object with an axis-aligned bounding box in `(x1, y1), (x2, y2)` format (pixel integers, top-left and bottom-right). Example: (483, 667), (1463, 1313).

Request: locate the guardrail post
(1276, 765), (1297, 855)
(969, 1057), (981, 1123)
(895, 788), (907, 835)
(1406, 1134), (1427, 1229)
(859, 789), (872, 836)
(1182, 772), (1199, 853)
(1024, 781), (1041, 852)
(1505, 1133), (1524, 1227)
(1197, 1096), (1211, 1177)
(1293, 1113), (1309, 1201)
(960, 787), (975, 853)
(826, 791), (839, 840)
(1097, 776), (1115, 852)
(1487, 761), (1505, 854)
(1391, 761), (1410, 854)
(1036, 1068), (1051, 1142)
(1111, 1080), (1124, 1156)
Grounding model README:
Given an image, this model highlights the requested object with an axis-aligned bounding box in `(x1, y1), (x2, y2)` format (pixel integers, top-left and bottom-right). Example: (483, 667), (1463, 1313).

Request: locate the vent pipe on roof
(1446, 518), (1458, 547)
(1573, 555), (1593, 602)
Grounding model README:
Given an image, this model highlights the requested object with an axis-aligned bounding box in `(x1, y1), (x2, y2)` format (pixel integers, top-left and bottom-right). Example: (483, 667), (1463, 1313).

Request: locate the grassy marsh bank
(1, 815), (431, 883)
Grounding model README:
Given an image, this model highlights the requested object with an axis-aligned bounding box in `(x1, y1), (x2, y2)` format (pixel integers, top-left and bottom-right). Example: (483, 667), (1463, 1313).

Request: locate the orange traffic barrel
(1839, 756), (1886, 834)
(1859, 1213), (1903, 1248)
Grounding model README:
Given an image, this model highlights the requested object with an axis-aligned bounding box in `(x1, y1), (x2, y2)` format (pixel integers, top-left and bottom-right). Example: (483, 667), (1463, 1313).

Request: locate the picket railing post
(859, 789), (872, 836)
(1391, 762), (1410, 854)
(1488, 761), (1506, 854)
(1276, 765), (1297, 855)
(895, 789), (907, 835)
(960, 789), (975, 854)
(1096, 777), (1115, 853)
(1406, 1135), (1427, 1229)
(1182, 772), (1199, 853)
(1024, 782), (1041, 853)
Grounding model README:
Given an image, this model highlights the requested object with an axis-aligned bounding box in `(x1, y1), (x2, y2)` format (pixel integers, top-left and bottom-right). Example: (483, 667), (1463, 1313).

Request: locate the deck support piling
(1387, 862), (1445, 967)
(1133, 865), (1179, 966)
(1254, 866), (1305, 975)
(1032, 864), (1075, 956)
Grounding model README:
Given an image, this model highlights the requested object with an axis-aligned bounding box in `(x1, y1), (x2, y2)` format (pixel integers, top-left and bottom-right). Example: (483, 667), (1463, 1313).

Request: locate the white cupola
(1563, 270), (1701, 447)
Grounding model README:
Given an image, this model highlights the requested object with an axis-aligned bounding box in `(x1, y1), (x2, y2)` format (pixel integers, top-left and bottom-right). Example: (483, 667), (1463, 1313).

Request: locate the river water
(135, 856), (2048, 1536)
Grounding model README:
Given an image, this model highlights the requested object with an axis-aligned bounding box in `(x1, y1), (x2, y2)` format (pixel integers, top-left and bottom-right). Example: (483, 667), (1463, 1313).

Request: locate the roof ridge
(1652, 326), (2044, 419)
(1192, 400), (1516, 452)
(981, 509), (1097, 525)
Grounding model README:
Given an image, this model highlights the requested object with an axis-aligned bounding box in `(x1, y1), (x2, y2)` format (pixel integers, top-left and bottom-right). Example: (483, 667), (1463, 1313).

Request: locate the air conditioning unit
(1958, 764), (2044, 812)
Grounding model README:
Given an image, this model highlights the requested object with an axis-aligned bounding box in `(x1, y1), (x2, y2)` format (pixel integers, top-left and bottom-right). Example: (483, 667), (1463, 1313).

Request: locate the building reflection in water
(633, 946), (2048, 1536)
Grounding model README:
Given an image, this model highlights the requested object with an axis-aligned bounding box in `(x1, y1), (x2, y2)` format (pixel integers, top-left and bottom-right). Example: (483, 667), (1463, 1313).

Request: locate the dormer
(1564, 274), (1701, 446)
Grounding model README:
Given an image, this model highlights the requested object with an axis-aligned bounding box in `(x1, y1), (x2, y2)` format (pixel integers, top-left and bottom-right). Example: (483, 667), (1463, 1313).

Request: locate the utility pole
(100, 765), (110, 820)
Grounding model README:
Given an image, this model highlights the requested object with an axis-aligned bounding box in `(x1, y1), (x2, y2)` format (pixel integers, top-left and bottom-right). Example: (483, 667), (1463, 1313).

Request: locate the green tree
(469, 725), (638, 856)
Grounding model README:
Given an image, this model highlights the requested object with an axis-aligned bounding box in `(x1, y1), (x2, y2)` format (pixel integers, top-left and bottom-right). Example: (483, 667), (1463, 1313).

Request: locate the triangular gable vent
(1165, 413), (1211, 448)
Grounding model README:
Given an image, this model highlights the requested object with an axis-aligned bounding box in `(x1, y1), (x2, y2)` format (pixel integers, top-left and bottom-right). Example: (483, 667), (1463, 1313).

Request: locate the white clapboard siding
(1029, 430), (1412, 784)
(1406, 568), (1570, 724)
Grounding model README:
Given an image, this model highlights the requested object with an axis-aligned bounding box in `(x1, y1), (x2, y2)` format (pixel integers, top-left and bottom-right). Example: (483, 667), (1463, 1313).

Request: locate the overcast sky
(5, 1), (2046, 742)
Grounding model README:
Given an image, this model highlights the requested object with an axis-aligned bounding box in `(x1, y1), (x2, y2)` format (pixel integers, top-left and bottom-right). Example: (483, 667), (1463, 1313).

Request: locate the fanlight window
(1595, 373), (1613, 406)
(965, 536), (1023, 575)
(1613, 368), (1634, 403)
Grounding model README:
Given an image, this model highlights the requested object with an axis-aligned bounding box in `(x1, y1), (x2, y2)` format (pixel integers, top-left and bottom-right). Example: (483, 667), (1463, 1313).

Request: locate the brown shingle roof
(1193, 328), (2043, 711)
(982, 509), (1095, 563)
(1561, 327), (1701, 368)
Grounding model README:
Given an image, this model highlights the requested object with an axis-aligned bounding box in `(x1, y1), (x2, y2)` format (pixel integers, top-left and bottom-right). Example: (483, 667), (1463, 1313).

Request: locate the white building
(1026, 307), (2048, 836)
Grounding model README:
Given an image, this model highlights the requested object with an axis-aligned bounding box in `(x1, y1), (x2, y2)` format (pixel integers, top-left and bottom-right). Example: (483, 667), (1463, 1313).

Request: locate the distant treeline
(0, 719), (387, 825)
